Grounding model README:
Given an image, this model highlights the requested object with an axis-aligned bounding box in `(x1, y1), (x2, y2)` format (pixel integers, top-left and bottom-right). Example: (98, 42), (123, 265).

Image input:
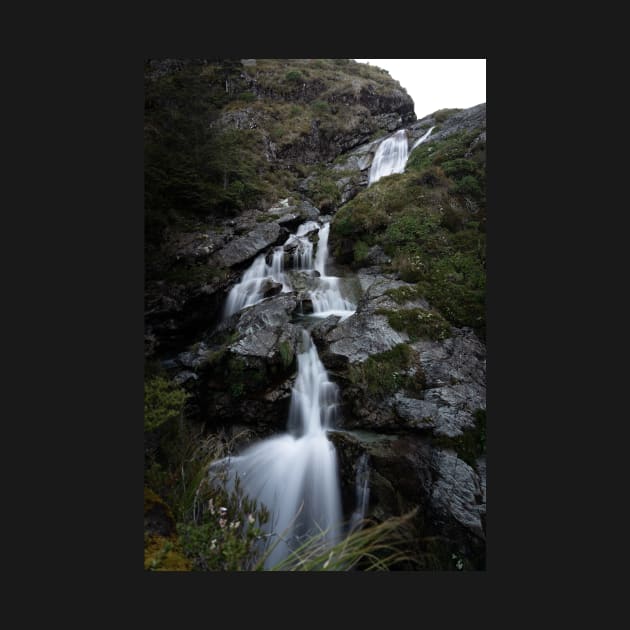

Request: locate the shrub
(144, 376), (188, 432)
(311, 100), (330, 116)
(177, 475), (270, 571)
(452, 175), (482, 197)
(285, 70), (303, 83)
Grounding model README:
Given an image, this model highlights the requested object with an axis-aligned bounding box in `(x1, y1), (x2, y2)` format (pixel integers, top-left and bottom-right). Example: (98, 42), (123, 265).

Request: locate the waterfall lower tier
(349, 453), (370, 532)
(211, 331), (343, 568)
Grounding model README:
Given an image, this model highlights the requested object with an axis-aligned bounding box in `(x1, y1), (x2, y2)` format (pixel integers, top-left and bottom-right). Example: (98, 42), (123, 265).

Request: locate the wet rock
(173, 371), (198, 386)
(411, 328), (486, 437)
(392, 394), (438, 430)
(321, 272), (431, 365)
(260, 279), (283, 299)
(298, 201), (320, 221)
(233, 294), (298, 336)
(285, 270), (320, 293)
(276, 213), (302, 231)
(430, 449), (485, 539)
(363, 245), (391, 266)
(213, 222), (289, 268)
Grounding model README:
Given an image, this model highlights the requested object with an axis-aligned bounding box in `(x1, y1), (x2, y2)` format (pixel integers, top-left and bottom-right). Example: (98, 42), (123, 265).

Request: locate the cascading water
(368, 129), (409, 186)
(212, 330), (343, 568)
(223, 248), (289, 317)
(225, 220), (356, 321)
(349, 453), (370, 532)
(309, 223), (355, 320)
(410, 125), (435, 151)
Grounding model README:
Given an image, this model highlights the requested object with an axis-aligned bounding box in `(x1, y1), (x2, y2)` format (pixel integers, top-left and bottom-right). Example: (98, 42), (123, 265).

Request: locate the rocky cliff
(144, 59), (486, 571)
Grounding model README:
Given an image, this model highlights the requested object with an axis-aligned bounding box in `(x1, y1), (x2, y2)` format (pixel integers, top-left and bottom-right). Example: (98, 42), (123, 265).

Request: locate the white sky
(355, 59), (486, 119)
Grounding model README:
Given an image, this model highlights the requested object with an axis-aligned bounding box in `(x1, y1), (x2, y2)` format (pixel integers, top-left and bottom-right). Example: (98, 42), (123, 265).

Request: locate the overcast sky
(355, 59), (486, 120)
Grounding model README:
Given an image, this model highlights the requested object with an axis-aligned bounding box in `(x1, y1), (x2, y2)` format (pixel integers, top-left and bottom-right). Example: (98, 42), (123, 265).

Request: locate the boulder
(213, 222), (289, 268)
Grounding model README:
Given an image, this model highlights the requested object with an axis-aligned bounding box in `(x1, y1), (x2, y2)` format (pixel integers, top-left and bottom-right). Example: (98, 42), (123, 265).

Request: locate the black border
(30, 24), (590, 619)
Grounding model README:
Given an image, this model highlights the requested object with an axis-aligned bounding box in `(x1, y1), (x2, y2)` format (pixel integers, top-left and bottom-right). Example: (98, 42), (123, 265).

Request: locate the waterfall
(410, 125), (435, 151)
(223, 248), (290, 317)
(212, 330), (343, 568)
(368, 129), (408, 186)
(309, 223), (355, 320)
(224, 220), (355, 321)
(349, 453), (370, 532)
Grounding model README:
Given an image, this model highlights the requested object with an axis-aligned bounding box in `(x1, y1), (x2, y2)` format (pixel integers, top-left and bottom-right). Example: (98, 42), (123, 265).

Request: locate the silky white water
(349, 452), (370, 532)
(309, 223), (355, 321)
(223, 248), (290, 317)
(213, 330), (343, 568)
(225, 220), (355, 321)
(410, 125), (435, 151)
(368, 129), (408, 186)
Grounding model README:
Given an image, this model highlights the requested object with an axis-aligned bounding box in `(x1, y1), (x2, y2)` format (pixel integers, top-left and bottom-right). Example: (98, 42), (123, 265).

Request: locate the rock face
(213, 222), (289, 268)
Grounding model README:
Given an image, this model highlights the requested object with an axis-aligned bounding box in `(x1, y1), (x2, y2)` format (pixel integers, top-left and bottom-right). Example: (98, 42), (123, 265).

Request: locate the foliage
(353, 240), (369, 263)
(378, 308), (451, 342)
(266, 510), (419, 571)
(144, 376), (188, 432)
(348, 344), (425, 397)
(305, 166), (343, 210)
(177, 475), (270, 571)
(285, 70), (303, 83)
(330, 121), (486, 335)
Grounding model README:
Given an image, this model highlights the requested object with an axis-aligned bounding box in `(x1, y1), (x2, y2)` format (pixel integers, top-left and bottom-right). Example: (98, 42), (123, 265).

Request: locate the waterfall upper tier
(368, 129), (409, 186)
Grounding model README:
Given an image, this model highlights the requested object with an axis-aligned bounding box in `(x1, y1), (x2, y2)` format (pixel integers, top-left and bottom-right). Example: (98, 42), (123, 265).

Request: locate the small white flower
(248, 514), (255, 524)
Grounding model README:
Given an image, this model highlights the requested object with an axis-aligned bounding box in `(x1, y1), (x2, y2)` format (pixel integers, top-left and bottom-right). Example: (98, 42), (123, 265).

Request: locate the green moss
(348, 344), (424, 397)
(278, 340), (294, 368)
(145, 535), (192, 571)
(378, 308), (451, 342)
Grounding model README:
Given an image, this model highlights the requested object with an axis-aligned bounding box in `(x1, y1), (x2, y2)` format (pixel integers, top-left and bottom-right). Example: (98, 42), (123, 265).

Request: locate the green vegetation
(331, 122), (486, 336)
(144, 376), (188, 432)
(384, 284), (424, 304)
(378, 308), (451, 342)
(432, 108), (462, 123)
(144, 369), (428, 571)
(285, 70), (303, 83)
(268, 510), (418, 571)
(348, 344), (425, 397)
(278, 340), (294, 368)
